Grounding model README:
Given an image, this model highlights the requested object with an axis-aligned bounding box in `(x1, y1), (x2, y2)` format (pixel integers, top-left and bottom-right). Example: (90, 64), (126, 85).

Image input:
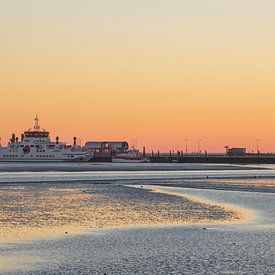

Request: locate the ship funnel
(11, 133), (16, 143)
(73, 137), (77, 145)
(56, 136), (59, 144)
(21, 133), (24, 142)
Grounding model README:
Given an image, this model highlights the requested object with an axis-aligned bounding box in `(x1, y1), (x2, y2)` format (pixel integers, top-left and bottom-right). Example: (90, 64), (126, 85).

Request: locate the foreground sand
(0, 183), (247, 242)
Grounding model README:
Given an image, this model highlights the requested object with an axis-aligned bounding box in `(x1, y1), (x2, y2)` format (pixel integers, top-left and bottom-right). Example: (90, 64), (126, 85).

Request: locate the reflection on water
(194, 177), (275, 187)
(0, 183), (240, 242)
(1, 167), (275, 184)
(0, 254), (45, 273)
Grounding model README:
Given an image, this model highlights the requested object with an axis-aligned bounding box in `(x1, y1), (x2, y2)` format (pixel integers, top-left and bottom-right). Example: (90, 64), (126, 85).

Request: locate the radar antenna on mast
(34, 114), (40, 131)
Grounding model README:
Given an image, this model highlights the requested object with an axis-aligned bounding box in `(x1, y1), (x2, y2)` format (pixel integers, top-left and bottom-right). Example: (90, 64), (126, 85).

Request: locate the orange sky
(0, 1), (275, 152)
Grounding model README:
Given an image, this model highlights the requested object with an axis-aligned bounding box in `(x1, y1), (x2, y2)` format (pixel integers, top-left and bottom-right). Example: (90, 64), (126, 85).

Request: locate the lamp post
(255, 139), (260, 154)
(184, 139), (189, 154)
(198, 139), (202, 155)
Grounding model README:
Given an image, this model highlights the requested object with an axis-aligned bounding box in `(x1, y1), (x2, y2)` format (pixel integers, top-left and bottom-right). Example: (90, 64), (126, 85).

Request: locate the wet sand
(0, 167), (274, 274)
(0, 183), (242, 243)
(131, 185), (254, 223)
(0, 180), (274, 274)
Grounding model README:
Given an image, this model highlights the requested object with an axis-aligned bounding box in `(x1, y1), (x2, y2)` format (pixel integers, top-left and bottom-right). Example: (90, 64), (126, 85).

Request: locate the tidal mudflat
(0, 183), (241, 243)
(0, 165), (274, 274)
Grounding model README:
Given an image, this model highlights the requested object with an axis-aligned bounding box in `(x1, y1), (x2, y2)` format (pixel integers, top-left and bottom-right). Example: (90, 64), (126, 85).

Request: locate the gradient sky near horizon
(0, 0), (275, 152)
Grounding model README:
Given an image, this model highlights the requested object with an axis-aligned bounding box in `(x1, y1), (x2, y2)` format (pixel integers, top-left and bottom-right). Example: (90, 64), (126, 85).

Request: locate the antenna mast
(34, 114), (40, 131)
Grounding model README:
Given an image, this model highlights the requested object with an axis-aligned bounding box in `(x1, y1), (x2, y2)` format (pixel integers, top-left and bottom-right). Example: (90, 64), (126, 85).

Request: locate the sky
(0, 0), (275, 152)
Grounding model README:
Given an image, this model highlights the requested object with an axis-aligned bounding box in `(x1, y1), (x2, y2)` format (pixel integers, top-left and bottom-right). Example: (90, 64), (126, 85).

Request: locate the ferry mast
(34, 114), (40, 131)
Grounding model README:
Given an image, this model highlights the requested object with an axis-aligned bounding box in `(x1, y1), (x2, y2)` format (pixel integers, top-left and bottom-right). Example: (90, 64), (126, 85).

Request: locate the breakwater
(149, 154), (275, 164)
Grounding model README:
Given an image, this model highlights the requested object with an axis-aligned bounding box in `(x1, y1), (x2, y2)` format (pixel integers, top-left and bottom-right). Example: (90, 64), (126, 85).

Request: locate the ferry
(0, 115), (90, 162)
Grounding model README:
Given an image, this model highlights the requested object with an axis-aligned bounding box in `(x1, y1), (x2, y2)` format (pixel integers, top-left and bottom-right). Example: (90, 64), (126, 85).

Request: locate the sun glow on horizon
(0, 1), (275, 152)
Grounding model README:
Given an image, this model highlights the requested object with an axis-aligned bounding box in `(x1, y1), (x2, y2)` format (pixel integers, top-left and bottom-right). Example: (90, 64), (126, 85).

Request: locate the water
(156, 184), (275, 228)
(0, 162), (267, 173)
(1, 166), (275, 184)
(0, 163), (274, 274)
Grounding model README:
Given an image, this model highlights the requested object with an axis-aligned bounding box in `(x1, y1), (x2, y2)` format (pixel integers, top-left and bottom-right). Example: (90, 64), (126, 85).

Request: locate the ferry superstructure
(0, 115), (90, 162)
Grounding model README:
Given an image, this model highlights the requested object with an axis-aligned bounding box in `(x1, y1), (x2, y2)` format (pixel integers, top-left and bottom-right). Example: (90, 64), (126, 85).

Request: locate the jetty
(149, 152), (275, 164)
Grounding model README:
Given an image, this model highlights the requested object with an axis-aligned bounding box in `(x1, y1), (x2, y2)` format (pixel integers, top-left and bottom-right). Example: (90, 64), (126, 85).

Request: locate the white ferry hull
(0, 159), (67, 162)
(0, 155), (89, 162)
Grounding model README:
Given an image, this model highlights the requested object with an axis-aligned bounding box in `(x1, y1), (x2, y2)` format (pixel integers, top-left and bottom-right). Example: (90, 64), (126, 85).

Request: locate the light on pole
(184, 139), (189, 154)
(198, 139), (202, 155)
(255, 139), (260, 154)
